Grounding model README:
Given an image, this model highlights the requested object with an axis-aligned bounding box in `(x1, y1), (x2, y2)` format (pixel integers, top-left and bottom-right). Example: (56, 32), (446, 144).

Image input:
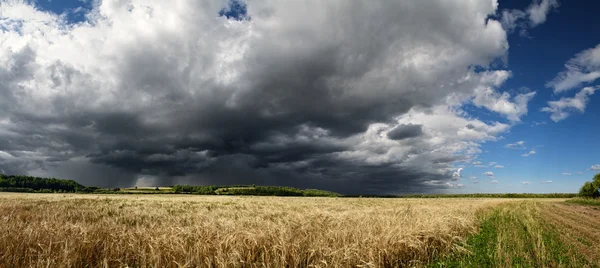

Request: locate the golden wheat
(0, 193), (513, 267)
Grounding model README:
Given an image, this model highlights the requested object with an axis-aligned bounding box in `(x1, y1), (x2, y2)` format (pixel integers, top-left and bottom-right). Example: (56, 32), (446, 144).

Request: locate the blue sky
(455, 0), (600, 193)
(1, 0), (599, 194)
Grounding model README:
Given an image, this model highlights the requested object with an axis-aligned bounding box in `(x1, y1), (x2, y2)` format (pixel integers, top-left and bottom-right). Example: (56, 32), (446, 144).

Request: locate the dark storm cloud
(387, 124), (423, 140)
(0, 0), (518, 194)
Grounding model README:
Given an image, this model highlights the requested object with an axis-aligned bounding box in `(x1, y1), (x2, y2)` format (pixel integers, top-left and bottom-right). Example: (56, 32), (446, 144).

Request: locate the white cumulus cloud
(522, 150), (536, 157)
(547, 44), (600, 93)
(541, 86), (598, 122)
(472, 81), (536, 122)
(505, 141), (526, 149)
(528, 0), (560, 26)
(452, 168), (464, 180)
(500, 0), (559, 34)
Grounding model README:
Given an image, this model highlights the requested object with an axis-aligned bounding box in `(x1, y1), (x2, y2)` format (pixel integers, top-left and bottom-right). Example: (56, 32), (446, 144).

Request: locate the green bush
(579, 175), (600, 198)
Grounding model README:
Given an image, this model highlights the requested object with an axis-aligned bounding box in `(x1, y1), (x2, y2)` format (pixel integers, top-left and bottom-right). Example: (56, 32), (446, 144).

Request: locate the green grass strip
(565, 198), (600, 207)
(429, 201), (591, 267)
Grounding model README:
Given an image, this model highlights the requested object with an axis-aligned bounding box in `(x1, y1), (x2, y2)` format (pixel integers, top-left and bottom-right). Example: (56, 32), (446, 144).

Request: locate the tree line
(0, 174), (115, 193)
(172, 185), (341, 197)
(0, 174), (342, 196)
(0, 174), (85, 193)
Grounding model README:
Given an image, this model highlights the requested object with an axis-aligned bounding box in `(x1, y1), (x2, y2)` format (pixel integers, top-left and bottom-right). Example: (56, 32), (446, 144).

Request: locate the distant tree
(155, 187), (160, 191)
(593, 173), (600, 189)
(579, 182), (598, 198)
(579, 174), (600, 198)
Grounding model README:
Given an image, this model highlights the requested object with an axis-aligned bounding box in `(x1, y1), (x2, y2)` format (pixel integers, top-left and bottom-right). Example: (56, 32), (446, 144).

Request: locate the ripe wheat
(0, 193), (510, 267)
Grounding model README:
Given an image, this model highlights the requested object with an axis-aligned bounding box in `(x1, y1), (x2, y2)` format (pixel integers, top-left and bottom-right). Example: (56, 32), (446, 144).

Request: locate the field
(0, 193), (598, 267)
(120, 187), (174, 194)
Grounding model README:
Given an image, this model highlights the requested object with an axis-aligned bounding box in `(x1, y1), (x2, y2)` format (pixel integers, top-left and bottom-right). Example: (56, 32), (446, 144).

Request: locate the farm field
(0, 193), (598, 267)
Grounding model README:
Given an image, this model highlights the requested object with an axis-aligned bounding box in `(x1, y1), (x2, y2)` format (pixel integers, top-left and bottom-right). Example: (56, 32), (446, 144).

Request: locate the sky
(0, 0), (599, 194)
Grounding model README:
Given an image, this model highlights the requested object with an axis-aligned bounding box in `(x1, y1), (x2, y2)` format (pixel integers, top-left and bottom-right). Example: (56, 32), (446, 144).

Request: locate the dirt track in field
(541, 203), (600, 265)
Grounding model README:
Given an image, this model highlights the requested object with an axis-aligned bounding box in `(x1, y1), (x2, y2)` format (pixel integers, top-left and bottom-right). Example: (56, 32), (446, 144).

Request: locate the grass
(397, 193), (577, 199)
(565, 197), (600, 207)
(0, 193), (510, 267)
(543, 202), (600, 265)
(432, 200), (594, 267)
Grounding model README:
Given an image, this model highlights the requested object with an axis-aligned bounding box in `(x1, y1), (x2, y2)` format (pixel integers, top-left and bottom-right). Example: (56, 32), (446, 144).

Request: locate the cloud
(484, 172), (494, 178)
(500, 9), (527, 34)
(494, 165), (504, 169)
(522, 150), (536, 157)
(542, 180), (552, 184)
(472, 80), (536, 122)
(445, 182), (465, 189)
(521, 181), (532, 185)
(469, 176), (477, 180)
(547, 44), (600, 93)
(541, 86), (598, 122)
(490, 180), (499, 184)
(527, 0), (560, 26)
(472, 161), (483, 165)
(576, 172), (584, 175)
(452, 168), (464, 180)
(500, 0), (559, 34)
(562, 172), (572, 176)
(489, 162), (498, 166)
(531, 121), (547, 127)
(505, 141), (526, 149)
(589, 164), (600, 171)
(0, 0), (514, 194)
(387, 124), (423, 141)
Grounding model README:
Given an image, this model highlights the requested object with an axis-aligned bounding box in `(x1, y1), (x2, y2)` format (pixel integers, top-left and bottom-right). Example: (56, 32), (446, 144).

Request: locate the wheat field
(0, 193), (513, 267)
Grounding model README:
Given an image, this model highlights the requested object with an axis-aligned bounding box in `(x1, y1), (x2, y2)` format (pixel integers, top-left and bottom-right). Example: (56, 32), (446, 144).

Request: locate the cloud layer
(0, 0), (535, 194)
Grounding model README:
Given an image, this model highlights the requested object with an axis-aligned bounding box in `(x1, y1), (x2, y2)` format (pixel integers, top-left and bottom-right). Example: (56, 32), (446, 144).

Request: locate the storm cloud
(387, 124), (423, 141)
(0, 0), (536, 194)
